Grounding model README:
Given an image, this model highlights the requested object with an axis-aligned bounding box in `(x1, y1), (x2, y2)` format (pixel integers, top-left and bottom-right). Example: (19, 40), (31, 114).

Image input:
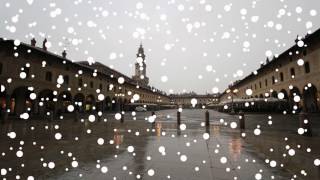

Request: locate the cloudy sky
(1, 0), (319, 94)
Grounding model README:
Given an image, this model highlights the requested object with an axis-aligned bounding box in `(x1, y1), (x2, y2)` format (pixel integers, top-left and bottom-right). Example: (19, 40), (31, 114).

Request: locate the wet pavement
(0, 109), (319, 180)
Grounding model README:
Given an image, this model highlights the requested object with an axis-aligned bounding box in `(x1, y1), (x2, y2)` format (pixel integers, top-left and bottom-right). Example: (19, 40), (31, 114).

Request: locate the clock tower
(132, 43), (149, 87)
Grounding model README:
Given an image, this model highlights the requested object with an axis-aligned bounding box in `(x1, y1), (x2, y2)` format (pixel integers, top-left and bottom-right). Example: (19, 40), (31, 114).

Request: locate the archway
(0, 89), (8, 117)
(38, 89), (55, 115)
(123, 99), (129, 111)
(10, 86), (33, 115)
(58, 91), (72, 113)
(85, 94), (95, 112)
(111, 97), (118, 111)
(303, 84), (319, 113)
(289, 87), (301, 112)
(271, 91), (278, 98)
(105, 96), (112, 111)
(96, 94), (105, 112)
(74, 93), (85, 112)
(119, 98), (124, 111)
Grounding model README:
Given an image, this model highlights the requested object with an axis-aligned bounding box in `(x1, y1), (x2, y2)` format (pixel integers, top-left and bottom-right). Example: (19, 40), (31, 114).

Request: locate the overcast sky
(1, 0), (320, 94)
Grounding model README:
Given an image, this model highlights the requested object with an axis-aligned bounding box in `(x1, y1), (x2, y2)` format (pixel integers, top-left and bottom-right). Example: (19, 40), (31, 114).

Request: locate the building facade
(0, 38), (170, 117)
(170, 93), (220, 108)
(219, 29), (320, 113)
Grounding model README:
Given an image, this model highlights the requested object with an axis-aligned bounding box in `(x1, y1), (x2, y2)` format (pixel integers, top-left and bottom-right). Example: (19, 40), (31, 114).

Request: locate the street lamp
(227, 88), (238, 114)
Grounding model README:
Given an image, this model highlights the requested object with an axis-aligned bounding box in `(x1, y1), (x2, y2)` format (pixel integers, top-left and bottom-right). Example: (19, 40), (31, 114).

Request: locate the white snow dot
(16, 150), (23, 157)
(180, 155), (187, 162)
(203, 133), (210, 140)
(67, 105), (74, 112)
(288, 149), (295, 156)
(246, 89), (253, 96)
(115, 113), (122, 120)
(147, 169), (155, 176)
(71, 161), (78, 168)
(55, 133), (62, 140)
(88, 114), (96, 122)
(220, 157), (227, 164)
(48, 162), (55, 169)
(161, 76), (168, 82)
(101, 166), (108, 173)
(127, 146), (134, 153)
(97, 138), (104, 145)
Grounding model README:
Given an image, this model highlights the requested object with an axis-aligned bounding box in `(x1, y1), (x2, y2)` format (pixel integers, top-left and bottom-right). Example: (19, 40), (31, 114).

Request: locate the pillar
(14, 91), (27, 115)
(177, 111), (181, 126)
(205, 110), (209, 127)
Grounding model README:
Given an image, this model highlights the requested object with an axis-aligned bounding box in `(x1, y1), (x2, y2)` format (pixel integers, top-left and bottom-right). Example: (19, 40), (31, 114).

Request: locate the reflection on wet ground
(0, 109), (319, 180)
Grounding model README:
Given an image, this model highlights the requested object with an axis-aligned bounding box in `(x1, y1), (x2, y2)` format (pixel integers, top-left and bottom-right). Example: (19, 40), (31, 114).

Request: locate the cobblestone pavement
(0, 109), (319, 180)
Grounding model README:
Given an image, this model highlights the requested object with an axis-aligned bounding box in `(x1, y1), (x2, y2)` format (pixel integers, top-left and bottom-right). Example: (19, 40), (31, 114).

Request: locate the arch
(10, 86), (33, 115)
(74, 93), (85, 112)
(303, 84), (318, 113)
(118, 98), (124, 111)
(259, 94), (263, 98)
(0, 89), (8, 118)
(85, 94), (95, 112)
(279, 89), (289, 99)
(123, 98), (129, 111)
(38, 89), (55, 115)
(289, 86), (301, 112)
(105, 96), (112, 111)
(57, 91), (73, 113)
(290, 87), (301, 97)
(111, 97), (118, 111)
(271, 91), (278, 98)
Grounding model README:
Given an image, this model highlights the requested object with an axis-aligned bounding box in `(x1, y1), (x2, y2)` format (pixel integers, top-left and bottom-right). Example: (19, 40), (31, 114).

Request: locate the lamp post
(227, 88), (238, 114)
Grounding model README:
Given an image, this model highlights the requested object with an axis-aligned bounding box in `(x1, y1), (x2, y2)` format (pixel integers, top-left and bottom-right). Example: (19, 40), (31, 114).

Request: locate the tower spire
(132, 43), (149, 87)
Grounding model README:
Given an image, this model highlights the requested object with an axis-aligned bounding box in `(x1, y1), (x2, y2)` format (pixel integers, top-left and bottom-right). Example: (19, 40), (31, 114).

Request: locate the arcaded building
(0, 38), (170, 117)
(219, 28), (320, 113)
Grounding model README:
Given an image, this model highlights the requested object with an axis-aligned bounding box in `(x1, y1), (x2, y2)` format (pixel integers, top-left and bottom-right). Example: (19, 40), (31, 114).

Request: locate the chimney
(62, 50), (67, 58)
(42, 38), (47, 51)
(31, 38), (36, 46)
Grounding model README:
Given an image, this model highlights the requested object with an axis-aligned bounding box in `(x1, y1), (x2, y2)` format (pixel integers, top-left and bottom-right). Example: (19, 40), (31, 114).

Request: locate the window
(259, 82), (262, 88)
(45, 71), (52, 81)
(99, 83), (102, 90)
(63, 75), (69, 85)
(290, 68), (295, 76)
(272, 76), (275, 84)
(304, 62), (310, 73)
(78, 78), (83, 87)
(265, 79), (268, 87)
(90, 81), (94, 88)
(254, 84), (257, 90)
(280, 72), (284, 81)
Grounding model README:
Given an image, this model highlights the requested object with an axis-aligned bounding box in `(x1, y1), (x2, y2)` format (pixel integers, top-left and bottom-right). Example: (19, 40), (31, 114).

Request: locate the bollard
(177, 111), (181, 126)
(205, 110), (210, 127)
(151, 111), (155, 125)
(120, 113), (124, 123)
(299, 111), (312, 136)
(239, 111), (245, 130)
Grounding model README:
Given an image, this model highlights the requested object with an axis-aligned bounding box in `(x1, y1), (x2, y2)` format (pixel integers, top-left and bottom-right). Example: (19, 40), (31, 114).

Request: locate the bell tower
(132, 43), (149, 87)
